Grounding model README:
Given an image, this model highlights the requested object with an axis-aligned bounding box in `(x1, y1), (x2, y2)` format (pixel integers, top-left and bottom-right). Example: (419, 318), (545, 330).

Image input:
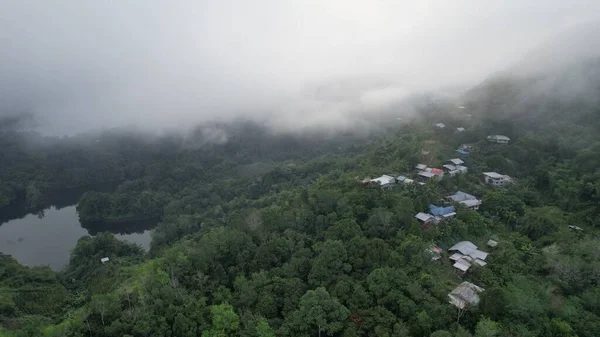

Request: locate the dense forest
(1, 59), (600, 337)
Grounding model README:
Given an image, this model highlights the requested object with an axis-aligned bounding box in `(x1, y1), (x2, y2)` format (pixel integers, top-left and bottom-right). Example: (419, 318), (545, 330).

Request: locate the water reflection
(0, 185), (157, 269)
(0, 182), (120, 224)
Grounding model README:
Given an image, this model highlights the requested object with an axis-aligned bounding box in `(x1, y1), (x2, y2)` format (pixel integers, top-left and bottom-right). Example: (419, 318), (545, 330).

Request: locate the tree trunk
(318, 325), (321, 337)
(85, 318), (92, 337)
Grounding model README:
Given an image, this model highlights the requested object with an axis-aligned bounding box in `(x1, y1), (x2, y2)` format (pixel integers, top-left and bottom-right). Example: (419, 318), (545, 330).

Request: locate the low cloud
(1, 1), (599, 135)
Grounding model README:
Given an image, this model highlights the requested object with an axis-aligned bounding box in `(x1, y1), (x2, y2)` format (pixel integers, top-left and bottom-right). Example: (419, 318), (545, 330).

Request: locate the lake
(0, 204), (155, 270)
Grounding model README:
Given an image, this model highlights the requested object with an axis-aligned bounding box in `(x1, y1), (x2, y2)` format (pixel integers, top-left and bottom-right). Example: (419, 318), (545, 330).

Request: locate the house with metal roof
(487, 135), (510, 144)
(443, 164), (456, 172)
(429, 204), (456, 218)
(435, 123), (446, 128)
(447, 191), (481, 210)
(415, 212), (434, 223)
(448, 282), (484, 309)
(483, 172), (512, 187)
(448, 241), (489, 272)
(455, 149), (469, 157)
(456, 127), (466, 132)
(448, 158), (464, 165)
(370, 175), (396, 189)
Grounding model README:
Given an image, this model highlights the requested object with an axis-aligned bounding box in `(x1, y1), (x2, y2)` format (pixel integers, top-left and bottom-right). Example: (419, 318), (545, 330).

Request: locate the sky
(1, 1), (600, 135)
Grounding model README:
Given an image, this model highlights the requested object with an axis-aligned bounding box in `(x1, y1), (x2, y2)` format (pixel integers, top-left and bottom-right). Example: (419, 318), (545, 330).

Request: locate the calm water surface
(0, 205), (153, 269)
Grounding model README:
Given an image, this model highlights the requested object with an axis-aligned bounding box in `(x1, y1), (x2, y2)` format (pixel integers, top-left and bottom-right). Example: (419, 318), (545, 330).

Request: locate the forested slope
(2, 60), (600, 337)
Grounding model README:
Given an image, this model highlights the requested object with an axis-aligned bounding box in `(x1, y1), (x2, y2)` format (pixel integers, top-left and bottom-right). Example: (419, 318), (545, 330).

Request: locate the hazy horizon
(2, 1), (600, 135)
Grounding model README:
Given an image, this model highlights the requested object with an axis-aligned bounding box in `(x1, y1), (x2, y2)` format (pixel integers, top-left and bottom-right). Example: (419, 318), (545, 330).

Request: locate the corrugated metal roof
(443, 164), (456, 171)
(453, 260), (471, 272)
(449, 158), (464, 165)
(488, 135), (510, 141)
(449, 241), (477, 253)
(448, 282), (484, 309)
(415, 212), (434, 222)
(419, 171), (435, 178)
(483, 172), (507, 179)
(460, 199), (481, 207)
(473, 259), (487, 267)
(449, 253), (464, 261)
(371, 175), (396, 185)
(447, 191), (477, 202)
(429, 204), (456, 216)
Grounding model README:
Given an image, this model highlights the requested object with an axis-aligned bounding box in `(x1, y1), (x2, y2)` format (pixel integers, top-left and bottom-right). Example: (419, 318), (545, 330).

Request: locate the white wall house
(483, 172), (512, 187)
(370, 175), (396, 189)
(487, 135), (510, 144)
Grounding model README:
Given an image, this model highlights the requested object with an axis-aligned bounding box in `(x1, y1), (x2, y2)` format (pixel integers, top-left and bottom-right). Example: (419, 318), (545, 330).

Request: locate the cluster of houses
(446, 238), (498, 310)
(428, 238), (496, 309)
(415, 157), (469, 181)
(415, 190), (482, 226)
(362, 174), (425, 190)
(362, 131), (514, 191)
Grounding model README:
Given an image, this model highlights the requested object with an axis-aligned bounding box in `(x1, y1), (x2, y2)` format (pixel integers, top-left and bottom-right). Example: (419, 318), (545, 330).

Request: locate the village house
(487, 135), (510, 144)
(428, 245), (444, 261)
(448, 282), (484, 309)
(397, 175), (417, 185)
(448, 241), (489, 273)
(483, 172), (512, 187)
(447, 191), (481, 210)
(435, 123), (446, 129)
(429, 204), (456, 219)
(418, 168), (444, 181)
(415, 163), (428, 171)
(455, 149), (469, 157)
(443, 159), (468, 176)
(456, 127), (466, 132)
(443, 165), (467, 177)
(414, 205), (456, 227)
(415, 212), (435, 224)
(370, 175), (396, 189)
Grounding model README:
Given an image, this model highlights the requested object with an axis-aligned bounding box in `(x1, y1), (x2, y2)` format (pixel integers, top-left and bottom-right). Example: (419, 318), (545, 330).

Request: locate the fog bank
(1, 1), (599, 135)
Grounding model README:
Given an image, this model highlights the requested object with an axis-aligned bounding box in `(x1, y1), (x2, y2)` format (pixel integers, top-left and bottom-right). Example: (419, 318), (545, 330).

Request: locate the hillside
(2, 62), (600, 337)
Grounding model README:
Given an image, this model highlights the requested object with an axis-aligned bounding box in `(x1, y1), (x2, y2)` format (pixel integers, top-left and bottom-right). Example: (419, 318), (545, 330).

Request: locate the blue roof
(429, 204), (456, 216)
(455, 149), (469, 156)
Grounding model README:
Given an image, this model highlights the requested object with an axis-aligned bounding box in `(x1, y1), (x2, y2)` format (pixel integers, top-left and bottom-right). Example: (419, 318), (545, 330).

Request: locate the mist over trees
(1, 56), (600, 336)
(2, 2), (600, 336)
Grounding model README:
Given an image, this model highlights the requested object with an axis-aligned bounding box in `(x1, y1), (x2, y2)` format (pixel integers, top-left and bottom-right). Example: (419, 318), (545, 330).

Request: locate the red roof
(431, 168), (443, 175)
